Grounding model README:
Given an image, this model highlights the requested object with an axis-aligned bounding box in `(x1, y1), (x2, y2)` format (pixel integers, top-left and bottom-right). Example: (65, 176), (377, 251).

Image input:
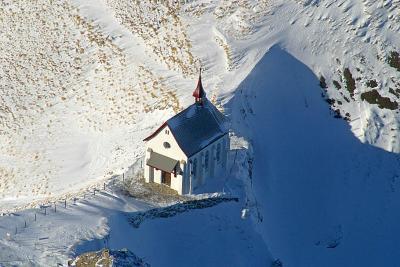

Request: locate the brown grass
(71, 249), (111, 267)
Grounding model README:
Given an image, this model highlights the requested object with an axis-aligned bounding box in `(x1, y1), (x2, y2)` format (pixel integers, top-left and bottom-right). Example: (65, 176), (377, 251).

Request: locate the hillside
(1, 0), (398, 209)
(0, 0), (400, 265)
(230, 44), (400, 266)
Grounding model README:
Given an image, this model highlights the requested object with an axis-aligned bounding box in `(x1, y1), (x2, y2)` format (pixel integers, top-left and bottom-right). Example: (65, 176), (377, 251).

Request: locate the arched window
(205, 151), (209, 170)
(192, 159), (197, 178)
(216, 144), (221, 162)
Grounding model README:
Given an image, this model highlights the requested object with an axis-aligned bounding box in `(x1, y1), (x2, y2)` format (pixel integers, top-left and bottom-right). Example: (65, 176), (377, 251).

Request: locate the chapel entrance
(161, 171), (171, 186)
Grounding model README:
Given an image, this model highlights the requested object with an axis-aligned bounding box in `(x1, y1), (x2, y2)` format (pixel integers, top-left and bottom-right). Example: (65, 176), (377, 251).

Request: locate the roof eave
(187, 132), (228, 158)
(146, 162), (177, 173)
(143, 122), (168, 142)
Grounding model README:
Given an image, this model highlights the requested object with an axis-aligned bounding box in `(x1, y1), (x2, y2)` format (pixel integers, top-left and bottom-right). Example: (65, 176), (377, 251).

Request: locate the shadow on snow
(227, 44), (400, 267)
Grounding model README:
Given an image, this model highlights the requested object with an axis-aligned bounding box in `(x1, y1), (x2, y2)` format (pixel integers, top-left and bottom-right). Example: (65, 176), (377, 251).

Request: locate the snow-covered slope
(1, 0), (397, 209)
(1, 1), (400, 262)
(0, 177), (273, 266)
(1, 0), (400, 266)
(230, 45), (400, 266)
(0, 0), (185, 209)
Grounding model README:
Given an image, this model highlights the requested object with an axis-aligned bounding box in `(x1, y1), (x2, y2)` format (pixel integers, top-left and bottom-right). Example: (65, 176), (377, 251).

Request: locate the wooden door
(162, 171), (171, 186)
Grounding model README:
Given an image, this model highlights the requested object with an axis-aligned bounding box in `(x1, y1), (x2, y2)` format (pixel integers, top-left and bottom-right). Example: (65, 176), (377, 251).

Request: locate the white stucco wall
(171, 172), (183, 194)
(144, 123), (230, 195)
(144, 125), (188, 194)
(145, 125), (187, 160)
(186, 133), (229, 194)
(154, 168), (162, 184)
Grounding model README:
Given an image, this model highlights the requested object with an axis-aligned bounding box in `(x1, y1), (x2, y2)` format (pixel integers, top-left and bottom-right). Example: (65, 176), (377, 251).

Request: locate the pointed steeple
(193, 68), (206, 104)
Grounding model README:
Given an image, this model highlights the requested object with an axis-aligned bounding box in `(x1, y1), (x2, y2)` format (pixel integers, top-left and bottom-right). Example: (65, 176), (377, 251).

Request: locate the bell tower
(192, 68), (206, 105)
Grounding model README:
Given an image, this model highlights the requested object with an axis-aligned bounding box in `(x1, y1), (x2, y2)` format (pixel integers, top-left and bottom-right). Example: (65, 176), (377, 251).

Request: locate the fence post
(24, 220), (27, 228)
(54, 203), (56, 213)
(103, 183), (106, 190)
(44, 207), (47, 216)
(123, 173), (125, 182)
(64, 199), (67, 208)
(15, 226), (17, 235)
(34, 213), (36, 222)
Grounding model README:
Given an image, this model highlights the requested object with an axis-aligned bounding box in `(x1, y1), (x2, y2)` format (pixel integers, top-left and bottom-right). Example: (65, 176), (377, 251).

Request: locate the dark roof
(144, 99), (228, 157)
(146, 151), (178, 173)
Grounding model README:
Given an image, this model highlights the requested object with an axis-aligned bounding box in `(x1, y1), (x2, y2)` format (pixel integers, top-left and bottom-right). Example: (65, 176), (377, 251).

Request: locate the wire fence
(0, 156), (145, 267)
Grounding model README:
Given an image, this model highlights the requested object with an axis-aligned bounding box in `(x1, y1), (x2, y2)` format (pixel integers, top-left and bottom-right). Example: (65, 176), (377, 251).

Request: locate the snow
(75, 200), (270, 267)
(1, 0), (400, 266)
(229, 45), (400, 266)
(0, 166), (273, 266)
(1, 0), (398, 210)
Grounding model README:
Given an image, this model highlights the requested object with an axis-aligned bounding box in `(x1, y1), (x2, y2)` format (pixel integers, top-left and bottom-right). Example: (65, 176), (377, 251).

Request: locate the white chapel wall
(144, 125), (187, 194)
(186, 134), (229, 193)
(145, 125), (187, 160)
(144, 125), (230, 195)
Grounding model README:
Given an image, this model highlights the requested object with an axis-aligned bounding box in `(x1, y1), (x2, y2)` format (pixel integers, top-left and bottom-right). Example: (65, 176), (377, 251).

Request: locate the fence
(0, 156), (145, 266)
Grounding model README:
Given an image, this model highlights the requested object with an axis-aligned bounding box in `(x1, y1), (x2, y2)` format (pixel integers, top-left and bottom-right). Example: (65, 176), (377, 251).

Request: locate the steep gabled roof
(144, 99), (228, 157)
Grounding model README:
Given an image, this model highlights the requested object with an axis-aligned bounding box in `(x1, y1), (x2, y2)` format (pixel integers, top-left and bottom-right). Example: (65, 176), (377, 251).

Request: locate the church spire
(192, 68), (206, 104)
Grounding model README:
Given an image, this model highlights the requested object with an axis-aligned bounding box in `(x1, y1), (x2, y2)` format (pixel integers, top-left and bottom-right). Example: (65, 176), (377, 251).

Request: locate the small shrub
(334, 109), (342, 119)
(343, 68), (356, 99)
(325, 98), (335, 105)
(319, 75), (328, 89)
(366, 80), (378, 88)
(345, 112), (351, 121)
(361, 90), (398, 110)
(388, 51), (400, 71)
(333, 80), (342, 89)
(389, 88), (399, 98)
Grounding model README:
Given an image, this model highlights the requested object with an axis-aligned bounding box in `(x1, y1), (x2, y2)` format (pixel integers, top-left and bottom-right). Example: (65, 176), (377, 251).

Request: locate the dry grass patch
(122, 173), (188, 204)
